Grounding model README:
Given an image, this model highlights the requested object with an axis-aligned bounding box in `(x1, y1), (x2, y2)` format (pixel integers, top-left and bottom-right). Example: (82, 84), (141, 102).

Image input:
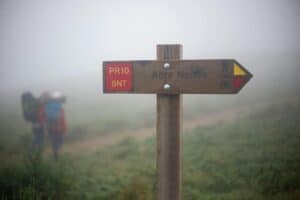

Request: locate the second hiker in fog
(39, 91), (67, 160)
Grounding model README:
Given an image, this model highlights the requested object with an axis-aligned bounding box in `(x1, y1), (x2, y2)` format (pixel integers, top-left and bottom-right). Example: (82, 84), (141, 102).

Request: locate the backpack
(21, 92), (39, 122)
(45, 101), (62, 124)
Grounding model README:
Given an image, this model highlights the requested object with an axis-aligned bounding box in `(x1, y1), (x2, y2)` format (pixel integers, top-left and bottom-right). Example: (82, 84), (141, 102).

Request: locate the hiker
(21, 92), (45, 153)
(39, 91), (67, 160)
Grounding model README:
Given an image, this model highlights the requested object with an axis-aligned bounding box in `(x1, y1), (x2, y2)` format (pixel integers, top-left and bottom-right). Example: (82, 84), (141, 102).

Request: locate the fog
(2, 2), (300, 198)
(1, 0), (300, 108)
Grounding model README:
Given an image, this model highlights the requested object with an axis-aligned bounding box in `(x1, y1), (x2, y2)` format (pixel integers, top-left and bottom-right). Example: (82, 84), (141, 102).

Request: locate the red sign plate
(104, 62), (133, 92)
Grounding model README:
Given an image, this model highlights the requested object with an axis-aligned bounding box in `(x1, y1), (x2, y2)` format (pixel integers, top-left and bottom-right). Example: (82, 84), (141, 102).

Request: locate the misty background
(1, 1), (300, 199)
(0, 0), (300, 133)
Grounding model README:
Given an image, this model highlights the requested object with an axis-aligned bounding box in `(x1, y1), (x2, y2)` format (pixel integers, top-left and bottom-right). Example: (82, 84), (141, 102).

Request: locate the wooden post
(156, 44), (182, 200)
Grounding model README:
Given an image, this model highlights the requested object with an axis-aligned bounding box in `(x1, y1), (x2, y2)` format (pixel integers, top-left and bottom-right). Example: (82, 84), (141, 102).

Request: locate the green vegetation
(1, 100), (300, 199)
(0, 157), (74, 199)
(182, 103), (300, 199)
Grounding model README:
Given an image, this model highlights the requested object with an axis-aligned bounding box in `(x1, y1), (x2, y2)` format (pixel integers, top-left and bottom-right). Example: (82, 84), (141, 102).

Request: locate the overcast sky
(0, 0), (300, 94)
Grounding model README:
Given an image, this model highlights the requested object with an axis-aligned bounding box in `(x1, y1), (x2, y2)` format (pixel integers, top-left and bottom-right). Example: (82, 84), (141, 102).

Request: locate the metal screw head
(163, 63), (170, 69)
(163, 83), (171, 90)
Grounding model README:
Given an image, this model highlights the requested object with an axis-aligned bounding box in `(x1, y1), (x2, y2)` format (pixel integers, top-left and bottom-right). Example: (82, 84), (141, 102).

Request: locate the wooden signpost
(102, 44), (252, 200)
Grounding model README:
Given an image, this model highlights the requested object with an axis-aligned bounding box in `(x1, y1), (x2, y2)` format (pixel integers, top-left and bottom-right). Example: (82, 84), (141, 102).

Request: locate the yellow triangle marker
(234, 63), (246, 76)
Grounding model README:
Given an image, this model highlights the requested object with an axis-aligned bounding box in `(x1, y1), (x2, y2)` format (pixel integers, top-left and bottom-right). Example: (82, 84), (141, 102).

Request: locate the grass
(0, 153), (75, 199)
(181, 103), (300, 199)
(0, 94), (300, 199)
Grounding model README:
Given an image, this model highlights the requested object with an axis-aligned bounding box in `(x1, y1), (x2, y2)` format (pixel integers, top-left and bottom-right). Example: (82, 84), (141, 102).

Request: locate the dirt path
(60, 96), (299, 155)
(61, 105), (255, 155)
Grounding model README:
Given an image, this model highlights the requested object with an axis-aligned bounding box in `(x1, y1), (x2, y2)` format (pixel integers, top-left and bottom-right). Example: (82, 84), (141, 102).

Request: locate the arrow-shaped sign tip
(233, 61), (253, 93)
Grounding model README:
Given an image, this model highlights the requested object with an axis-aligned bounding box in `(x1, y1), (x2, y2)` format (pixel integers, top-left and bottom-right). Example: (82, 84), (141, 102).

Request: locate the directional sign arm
(103, 60), (252, 94)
